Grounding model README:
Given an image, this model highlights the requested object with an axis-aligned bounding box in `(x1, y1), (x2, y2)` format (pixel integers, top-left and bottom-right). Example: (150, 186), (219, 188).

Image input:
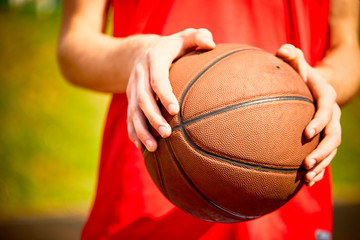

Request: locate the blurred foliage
(0, 6), (359, 220)
(0, 0), (61, 16)
(332, 93), (360, 201)
(0, 10), (109, 218)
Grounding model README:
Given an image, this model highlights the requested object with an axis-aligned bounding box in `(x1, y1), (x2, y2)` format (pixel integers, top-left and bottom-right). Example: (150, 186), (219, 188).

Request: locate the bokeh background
(0, 1), (359, 239)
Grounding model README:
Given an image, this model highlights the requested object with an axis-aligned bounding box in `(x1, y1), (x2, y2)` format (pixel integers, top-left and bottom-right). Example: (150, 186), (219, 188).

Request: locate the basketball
(143, 44), (319, 223)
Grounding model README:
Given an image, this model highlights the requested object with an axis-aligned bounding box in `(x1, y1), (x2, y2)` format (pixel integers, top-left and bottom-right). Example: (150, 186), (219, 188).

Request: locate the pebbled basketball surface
(144, 44), (319, 222)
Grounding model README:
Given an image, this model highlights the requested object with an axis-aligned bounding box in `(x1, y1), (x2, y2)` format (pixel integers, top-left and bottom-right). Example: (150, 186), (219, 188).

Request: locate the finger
(276, 44), (309, 81)
(127, 101), (141, 148)
(305, 148), (337, 184)
(127, 117), (142, 149)
(127, 73), (156, 150)
(135, 61), (172, 138)
(276, 44), (336, 139)
(126, 73), (142, 148)
(306, 170), (325, 187)
(304, 112), (341, 170)
(163, 28), (215, 62)
(129, 74), (158, 152)
(146, 49), (180, 116)
(128, 100), (156, 151)
(179, 28), (216, 51)
(132, 106), (158, 152)
(148, 28), (215, 116)
(304, 73), (337, 139)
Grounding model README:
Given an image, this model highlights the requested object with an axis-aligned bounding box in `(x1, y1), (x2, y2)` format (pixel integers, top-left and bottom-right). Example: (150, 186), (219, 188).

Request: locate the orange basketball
(143, 44), (319, 223)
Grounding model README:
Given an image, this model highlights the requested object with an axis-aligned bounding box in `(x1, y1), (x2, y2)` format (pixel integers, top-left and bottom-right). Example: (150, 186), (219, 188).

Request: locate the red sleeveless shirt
(82, 1), (332, 239)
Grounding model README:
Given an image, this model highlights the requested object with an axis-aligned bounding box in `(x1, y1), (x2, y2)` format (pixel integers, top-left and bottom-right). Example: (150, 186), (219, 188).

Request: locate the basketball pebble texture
(143, 44), (319, 223)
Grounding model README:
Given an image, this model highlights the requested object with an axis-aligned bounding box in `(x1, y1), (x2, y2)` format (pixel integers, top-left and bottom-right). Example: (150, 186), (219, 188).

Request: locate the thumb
(175, 28), (216, 57)
(183, 28), (216, 49)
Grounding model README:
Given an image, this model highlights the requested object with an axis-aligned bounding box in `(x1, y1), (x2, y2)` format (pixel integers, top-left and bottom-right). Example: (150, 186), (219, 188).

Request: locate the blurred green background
(0, 1), (109, 219)
(0, 0), (360, 239)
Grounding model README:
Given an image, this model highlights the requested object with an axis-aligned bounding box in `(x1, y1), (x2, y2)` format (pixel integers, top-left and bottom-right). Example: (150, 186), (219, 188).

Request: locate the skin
(58, 0), (359, 187)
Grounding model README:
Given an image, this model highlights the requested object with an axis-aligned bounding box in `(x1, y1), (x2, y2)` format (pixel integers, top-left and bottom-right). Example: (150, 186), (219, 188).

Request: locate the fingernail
(145, 140), (153, 151)
(308, 158), (316, 169)
(168, 104), (179, 115)
(308, 128), (316, 138)
(159, 126), (167, 137)
(307, 172), (316, 181)
(307, 181), (315, 187)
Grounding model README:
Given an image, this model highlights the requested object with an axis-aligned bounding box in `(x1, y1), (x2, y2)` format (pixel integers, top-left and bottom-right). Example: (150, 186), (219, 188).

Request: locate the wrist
(314, 62), (334, 84)
(123, 34), (161, 62)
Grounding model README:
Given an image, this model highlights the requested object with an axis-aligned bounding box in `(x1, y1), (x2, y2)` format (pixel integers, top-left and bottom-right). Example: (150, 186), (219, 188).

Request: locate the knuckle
(146, 50), (155, 62)
(283, 44), (296, 53)
(196, 28), (211, 37)
(135, 62), (142, 72)
(334, 137), (341, 148)
(147, 47), (163, 64)
(128, 105), (137, 115)
(281, 43), (294, 50)
(136, 92), (147, 105)
(295, 48), (304, 58)
(150, 78), (169, 99)
(198, 28), (211, 33)
(312, 168), (320, 176)
(150, 76), (160, 92)
(284, 43), (294, 48)
(131, 114), (139, 123)
(134, 64), (144, 81)
(182, 28), (196, 36)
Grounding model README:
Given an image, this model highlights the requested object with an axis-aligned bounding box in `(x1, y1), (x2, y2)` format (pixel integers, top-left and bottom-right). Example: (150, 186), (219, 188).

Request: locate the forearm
(315, 0), (360, 106)
(57, 0), (161, 93)
(315, 42), (360, 106)
(58, 29), (159, 93)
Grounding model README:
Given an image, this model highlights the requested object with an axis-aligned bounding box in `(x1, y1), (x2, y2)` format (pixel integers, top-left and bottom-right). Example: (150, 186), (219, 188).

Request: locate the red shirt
(82, 1), (332, 239)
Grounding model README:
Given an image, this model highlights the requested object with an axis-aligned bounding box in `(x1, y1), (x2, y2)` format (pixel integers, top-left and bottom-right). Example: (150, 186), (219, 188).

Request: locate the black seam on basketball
(173, 95), (313, 130)
(174, 48), (308, 173)
(164, 137), (260, 220)
(178, 48), (257, 121)
(180, 124), (304, 173)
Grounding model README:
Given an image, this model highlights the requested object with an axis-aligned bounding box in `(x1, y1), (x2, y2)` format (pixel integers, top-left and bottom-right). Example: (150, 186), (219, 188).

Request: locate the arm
(57, 0), (158, 92)
(276, 0), (359, 186)
(58, 0), (215, 151)
(316, 0), (360, 106)
(305, 0), (360, 184)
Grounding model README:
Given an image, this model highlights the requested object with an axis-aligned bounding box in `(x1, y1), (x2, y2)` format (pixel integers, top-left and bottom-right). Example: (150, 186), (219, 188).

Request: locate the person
(57, 0), (359, 239)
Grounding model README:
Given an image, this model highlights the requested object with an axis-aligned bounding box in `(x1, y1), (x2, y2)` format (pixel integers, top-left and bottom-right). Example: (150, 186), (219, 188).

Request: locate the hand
(277, 44), (342, 187)
(126, 28), (216, 152)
